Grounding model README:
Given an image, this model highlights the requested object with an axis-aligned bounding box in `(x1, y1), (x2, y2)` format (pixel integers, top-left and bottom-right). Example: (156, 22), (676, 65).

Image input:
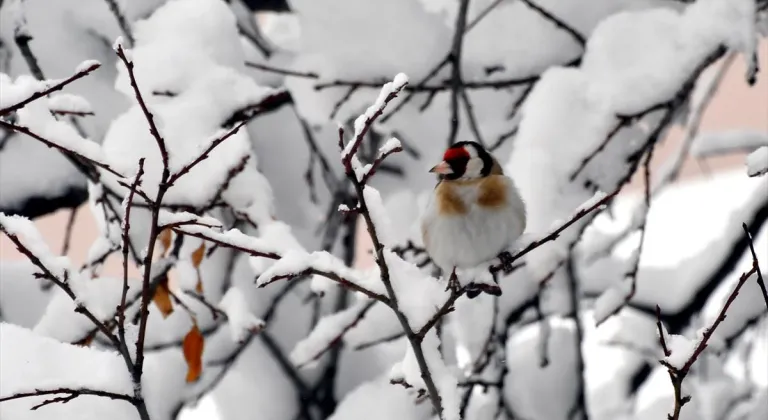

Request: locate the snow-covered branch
(0, 61), (101, 117)
(656, 227), (764, 419)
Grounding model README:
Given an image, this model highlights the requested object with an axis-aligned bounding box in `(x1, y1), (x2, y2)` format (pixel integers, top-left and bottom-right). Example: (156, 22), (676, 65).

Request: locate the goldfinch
(421, 141), (526, 296)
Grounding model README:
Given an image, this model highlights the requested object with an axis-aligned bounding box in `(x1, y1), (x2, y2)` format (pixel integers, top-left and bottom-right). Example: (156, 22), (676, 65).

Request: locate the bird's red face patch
(443, 147), (470, 162)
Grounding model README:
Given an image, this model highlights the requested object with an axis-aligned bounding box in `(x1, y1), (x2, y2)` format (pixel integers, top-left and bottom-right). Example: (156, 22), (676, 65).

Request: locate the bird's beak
(429, 161), (453, 175)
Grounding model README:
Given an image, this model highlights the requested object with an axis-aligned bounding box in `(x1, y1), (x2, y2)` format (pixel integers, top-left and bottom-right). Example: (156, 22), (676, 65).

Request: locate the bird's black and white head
(429, 141), (495, 181)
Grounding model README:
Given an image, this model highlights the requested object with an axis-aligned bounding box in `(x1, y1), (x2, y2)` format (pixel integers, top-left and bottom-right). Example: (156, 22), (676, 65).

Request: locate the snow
(691, 130), (768, 157)
(582, 0), (756, 114)
(85, 236), (117, 268)
(48, 93), (93, 115)
(505, 66), (614, 276)
(581, 171), (767, 313)
(0, 323), (135, 420)
(286, 0), (447, 124)
(449, 293), (495, 370)
(0, 213), (70, 279)
(746, 146), (768, 177)
(341, 73), (409, 160)
(328, 376), (430, 420)
(75, 59), (101, 74)
(0, 132), (85, 214)
(592, 275), (633, 325)
(362, 186), (396, 247)
(664, 333), (698, 370)
(104, 67), (274, 207)
(102, 0), (276, 212)
(12, 92), (109, 167)
(383, 250), (450, 331)
(157, 210), (222, 229)
(0, 261), (52, 328)
(35, 276), (140, 342)
(0, 74), (57, 110)
(219, 286), (264, 343)
(504, 321), (579, 420)
(290, 299), (374, 367)
(378, 137), (402, 156)
(175, 225), (282, 258)
(256, 249), (382, 294)
(393, 330), (460, 420)
(114, 0), (246, 98)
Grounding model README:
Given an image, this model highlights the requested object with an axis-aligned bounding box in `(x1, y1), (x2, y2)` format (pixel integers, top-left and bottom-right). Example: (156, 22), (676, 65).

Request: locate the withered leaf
(191, 243), (205, 293)
(191, 243), (205, 268)
(153, 274), (174, 318)
(157, 229), (172, 257)
(183, 323), (205, 383)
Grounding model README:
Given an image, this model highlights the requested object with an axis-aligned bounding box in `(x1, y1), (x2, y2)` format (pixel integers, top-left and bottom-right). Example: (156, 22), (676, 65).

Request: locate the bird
(421, 141), (526, 297)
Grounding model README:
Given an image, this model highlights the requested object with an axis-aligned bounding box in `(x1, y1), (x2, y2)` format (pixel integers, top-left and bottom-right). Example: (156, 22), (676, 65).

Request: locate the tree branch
(519, 0), (586, 46)
(0, 388), (135, 410)
(0, 61), (101, 116)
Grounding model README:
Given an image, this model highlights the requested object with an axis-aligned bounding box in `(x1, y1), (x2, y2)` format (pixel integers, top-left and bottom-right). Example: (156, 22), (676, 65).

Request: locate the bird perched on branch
(421, 141), (526, 297)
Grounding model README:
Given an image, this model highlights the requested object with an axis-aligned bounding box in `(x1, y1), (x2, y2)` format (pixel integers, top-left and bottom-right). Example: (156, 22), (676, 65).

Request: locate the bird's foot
(446, 269), (461, 293)
(498, 251), (517, 273)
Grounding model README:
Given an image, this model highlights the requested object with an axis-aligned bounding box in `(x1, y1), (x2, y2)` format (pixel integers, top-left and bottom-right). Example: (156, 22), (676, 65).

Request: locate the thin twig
(0, 388), (135, 410)
(117, 158), (145, 370)
(0, 120), (124, 179)
(167, 120), (248, 186)
(742, 222), (768, 309)
(60, 207), (78, 255)
(460, 89), (486, 147)
(115, 41), (169, 420)
(245, 61), (319, 79)
(446, 0), (471, 147)
(102, 0), (134, 47)
(115, 42), (169, 178)
(658, 242), (762, 420)
(489, 189), (620, 274)
(519, 0), (586, 46)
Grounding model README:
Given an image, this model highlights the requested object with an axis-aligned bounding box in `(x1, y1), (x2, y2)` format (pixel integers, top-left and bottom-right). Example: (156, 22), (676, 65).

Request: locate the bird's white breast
(421, 178), (526, 272)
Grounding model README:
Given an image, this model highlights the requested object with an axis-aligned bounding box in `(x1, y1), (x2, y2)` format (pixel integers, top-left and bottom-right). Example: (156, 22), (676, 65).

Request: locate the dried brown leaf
(191, 243), (205, 268)
(183, 323), (205, 383)
(157, 228), (172, 257)
(153, 274), (174, 318)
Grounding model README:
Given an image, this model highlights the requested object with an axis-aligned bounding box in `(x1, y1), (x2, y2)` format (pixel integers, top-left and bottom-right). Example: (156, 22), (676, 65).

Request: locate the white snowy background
(0, 1), (767, 420)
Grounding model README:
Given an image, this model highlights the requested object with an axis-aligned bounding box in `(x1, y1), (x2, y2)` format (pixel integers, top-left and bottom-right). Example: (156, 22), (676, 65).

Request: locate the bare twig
(329, 86), (359, 120)
(742, 222), (768, 309)
(60, 207), (78, 255)
(360, 143), (403, 185)
(115, 42), (169, 177)
(565, 252), (590, 420)
(519, 0), (586, 46)
(297, 300), (376, 368)
(117, 159), (145, 365)
(102, 0), (134, 47)
(167, 121), (248, 186)
(446, 0), (471, 146)
(460, 89), (486, 147)
(0, 388), (135, 410)
(245, 61), (319, 79)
